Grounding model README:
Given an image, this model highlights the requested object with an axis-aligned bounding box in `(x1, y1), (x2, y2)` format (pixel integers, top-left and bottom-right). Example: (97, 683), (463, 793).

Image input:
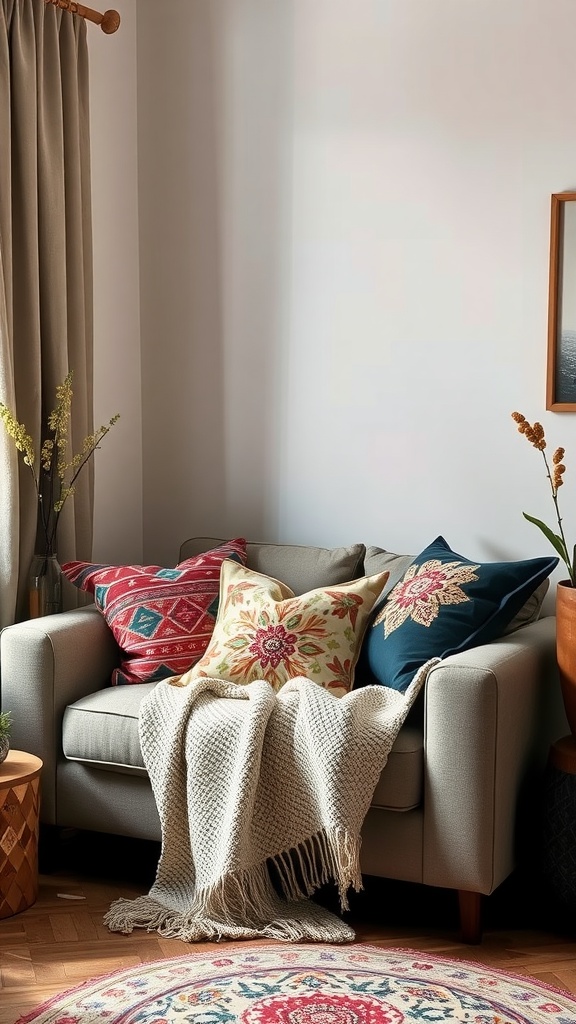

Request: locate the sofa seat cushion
(370, 727), (422, 810)
(63, 683), (156, 775)
(62, 685), (423, 809)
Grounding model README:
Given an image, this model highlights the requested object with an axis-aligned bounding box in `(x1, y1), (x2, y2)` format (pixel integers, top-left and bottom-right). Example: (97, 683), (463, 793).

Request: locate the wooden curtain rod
(43, 0), (120, 34)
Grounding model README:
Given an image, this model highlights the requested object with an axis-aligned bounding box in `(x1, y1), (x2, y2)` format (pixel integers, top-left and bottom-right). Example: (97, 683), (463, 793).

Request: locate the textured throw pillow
(500, 578), (550, 634)
(359, 536), (558, 693)
(62, 538), (248, 685)
(363, 545), (551, 635)
(186, 560), (389, 696)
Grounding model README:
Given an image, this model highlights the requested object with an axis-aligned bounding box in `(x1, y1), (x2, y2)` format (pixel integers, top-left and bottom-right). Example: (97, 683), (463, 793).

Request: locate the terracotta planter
(556, 580), (576, 736)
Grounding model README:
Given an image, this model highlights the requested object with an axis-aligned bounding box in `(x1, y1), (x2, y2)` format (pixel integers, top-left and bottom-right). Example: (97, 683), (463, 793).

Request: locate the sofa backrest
(178, 536), (549, 632)
(178, 537), (366, 596)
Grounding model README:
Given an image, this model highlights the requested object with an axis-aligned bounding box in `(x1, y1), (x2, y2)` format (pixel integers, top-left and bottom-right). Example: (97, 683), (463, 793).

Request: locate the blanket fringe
(272, 827), (361, 912)
(103, 895), (169, 935)
(104, 828), (359, 942)
(104, 864), (354, 943)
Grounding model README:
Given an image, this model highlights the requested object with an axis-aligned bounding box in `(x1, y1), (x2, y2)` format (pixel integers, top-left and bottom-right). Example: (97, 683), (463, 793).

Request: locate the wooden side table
(0, 750), (43, 918)
(541, 735), (576, 913)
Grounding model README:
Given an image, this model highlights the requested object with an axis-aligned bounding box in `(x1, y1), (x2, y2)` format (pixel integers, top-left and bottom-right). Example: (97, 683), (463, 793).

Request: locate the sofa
(0, 536), (566, 943)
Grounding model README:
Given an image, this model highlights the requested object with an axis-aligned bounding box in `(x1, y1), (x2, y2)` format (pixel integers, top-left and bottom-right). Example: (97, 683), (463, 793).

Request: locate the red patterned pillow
(62, 539), (247, 685)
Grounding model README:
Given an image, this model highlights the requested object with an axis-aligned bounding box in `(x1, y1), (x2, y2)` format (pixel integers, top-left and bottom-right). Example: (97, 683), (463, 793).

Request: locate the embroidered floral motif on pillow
(376, 557), (481, 635)
(358, 535), (558, 693)
(62, 538), (248, 685)
(186, 560), (389, 696)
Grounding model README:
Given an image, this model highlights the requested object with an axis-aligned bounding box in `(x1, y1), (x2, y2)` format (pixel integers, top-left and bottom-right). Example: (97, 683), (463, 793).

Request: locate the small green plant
(0, 711), (12, 738)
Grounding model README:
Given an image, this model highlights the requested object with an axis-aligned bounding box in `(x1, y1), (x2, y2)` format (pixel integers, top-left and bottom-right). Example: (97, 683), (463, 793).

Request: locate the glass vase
(28, 553), (62, 617)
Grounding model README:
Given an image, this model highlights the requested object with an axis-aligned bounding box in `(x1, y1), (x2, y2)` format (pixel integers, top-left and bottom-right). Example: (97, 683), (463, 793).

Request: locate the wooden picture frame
(546, 191), (576, 411)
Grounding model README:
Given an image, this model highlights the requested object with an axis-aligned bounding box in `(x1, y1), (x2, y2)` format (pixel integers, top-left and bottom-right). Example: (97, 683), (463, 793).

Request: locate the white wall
(136, 0), (295, 564)
(89, 0), (142, 563)
(95, 0), (576, 596)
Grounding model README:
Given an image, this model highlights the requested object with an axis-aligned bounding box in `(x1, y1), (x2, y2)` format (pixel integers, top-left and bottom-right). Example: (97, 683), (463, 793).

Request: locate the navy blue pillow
(358, 536), (557, 692)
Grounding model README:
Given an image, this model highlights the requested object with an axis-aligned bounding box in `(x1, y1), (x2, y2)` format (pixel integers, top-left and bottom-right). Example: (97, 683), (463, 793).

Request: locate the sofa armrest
(0, 606), (119, 824)
(422, 615), (565, 895)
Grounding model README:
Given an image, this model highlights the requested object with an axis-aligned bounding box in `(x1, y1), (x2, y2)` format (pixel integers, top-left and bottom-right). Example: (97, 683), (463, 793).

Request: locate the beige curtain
(0, 0), (93, 626)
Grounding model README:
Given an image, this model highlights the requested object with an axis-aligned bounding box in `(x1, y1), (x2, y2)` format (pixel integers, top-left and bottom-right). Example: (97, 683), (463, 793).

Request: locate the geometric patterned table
(0, 750), (42, 918)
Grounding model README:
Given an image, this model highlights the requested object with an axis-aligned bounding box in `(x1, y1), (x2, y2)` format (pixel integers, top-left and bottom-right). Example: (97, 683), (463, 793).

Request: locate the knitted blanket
(104, 661), (437, 943)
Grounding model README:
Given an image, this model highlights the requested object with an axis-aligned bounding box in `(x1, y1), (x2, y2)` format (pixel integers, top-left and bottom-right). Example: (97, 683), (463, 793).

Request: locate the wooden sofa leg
(458, 889), (483, 944)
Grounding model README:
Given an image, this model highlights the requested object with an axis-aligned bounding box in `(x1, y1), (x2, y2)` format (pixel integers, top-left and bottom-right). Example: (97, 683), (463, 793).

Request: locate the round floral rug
(17, 942), (576, 1024)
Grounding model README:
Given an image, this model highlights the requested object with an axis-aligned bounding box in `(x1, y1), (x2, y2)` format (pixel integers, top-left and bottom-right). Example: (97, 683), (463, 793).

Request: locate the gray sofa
(0, 537), (566, 943)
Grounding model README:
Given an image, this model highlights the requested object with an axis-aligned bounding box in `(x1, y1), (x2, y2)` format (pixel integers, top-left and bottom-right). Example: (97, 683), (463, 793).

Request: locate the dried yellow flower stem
(512, 411), (574, 585)
(0, 373), (119, 555)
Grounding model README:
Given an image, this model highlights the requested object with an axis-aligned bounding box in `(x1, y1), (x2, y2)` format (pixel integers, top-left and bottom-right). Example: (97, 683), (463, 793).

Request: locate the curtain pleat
(0, 0), (93, 625)
(0, 257), (18, 629)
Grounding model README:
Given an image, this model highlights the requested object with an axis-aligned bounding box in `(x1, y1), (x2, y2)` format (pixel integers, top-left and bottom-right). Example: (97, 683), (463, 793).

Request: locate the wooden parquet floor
(0, 830), (575, 1023)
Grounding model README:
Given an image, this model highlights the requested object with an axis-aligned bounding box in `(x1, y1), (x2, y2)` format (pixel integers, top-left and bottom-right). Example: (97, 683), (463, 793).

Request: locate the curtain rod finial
(101, 9), (120, 32)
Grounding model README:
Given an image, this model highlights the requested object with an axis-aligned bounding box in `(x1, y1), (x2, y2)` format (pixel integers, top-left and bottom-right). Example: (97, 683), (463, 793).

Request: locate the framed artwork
(547, 191), (576, 411)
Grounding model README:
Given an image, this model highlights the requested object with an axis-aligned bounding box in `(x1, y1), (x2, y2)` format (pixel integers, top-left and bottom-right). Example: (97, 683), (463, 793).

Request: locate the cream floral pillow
(184, 560), (389, 696)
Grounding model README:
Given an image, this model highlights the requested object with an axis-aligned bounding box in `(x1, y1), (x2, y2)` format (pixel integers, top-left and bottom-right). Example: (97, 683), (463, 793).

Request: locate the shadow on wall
(137, 0), (294, 564)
